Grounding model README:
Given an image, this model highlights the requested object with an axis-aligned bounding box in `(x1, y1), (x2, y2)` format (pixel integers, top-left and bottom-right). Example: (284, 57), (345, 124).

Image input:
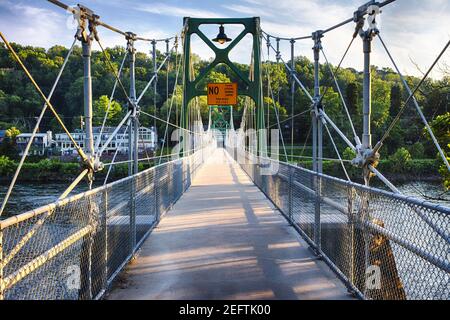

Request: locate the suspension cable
(47, 0), (175, 43)
(96, 110), (132, 157)
(96, 38), (134, 108)
(377, 34), (450, 171)
(262, 51), (289, 162)
(317, 36), (356, 106)
(261, 0), (396, 41)
(320, 47), (360, 145)
(95, 50), (128, 153)
(0, 37), (77, 216)
(377, 39), (450, 151)
(323, 122), (351, 181)
(136, 117), (153, 168)
(299, 125), (312, 159)
(103, 120), (131, 185)
(262, 34), (314, 103)
(159, 45), (181, 165)
(139, 110), (202, 136)
(268, 109), (311, 129)
(137, 45), (175, 105)
(0, 32), (88, 162)
(269, 151), (351, 163)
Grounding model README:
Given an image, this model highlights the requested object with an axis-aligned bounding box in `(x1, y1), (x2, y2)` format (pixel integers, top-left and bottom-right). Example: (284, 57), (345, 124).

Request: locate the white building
(16, 131), (53, 156)
(55, 126), (157, 155)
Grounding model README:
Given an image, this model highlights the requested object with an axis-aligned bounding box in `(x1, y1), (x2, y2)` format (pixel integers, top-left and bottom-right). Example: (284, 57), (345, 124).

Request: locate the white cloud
(231, 0), (450, 79)
(225, 4), (274, 17)
(2, 0), (449, 79)
(137, 3), (224, 19)
(0, 1), (74, 48)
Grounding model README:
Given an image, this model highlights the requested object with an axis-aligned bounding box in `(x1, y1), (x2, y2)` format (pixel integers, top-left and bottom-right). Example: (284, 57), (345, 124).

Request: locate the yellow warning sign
(207, 83), (237, 105)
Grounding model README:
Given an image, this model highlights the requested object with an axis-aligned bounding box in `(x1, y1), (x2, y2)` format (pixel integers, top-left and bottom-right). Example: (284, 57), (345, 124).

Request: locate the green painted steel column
(182, 17), (263, 154)
(253, 18), (265, 155)
(182, 19), (192, 156)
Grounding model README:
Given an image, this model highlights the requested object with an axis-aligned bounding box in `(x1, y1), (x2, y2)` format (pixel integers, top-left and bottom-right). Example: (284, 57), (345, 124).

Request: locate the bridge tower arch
(181, 17), (264, 152)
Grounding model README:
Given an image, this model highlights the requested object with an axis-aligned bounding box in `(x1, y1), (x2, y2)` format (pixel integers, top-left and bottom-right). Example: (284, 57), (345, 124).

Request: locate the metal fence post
(103, 187), (109, 292)
(288, 165), (294, 224)
(155, 167), (160, 222)
(312, 30), (323, 253)
(347, 186), (356, 292)
(79, 24), (96, 299)
(127, 33), (138, 252)
(361, 31), (373, 186)
(0, 228), (4, 300)
(314, 175), (322, 253)
(82, 26), (94, 157)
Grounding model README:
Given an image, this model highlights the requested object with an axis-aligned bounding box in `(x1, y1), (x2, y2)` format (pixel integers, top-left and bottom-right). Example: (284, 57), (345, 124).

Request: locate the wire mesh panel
(0, 144), (215, 300)
(231, 150), (450, 300)
(291, 168), (317, 241)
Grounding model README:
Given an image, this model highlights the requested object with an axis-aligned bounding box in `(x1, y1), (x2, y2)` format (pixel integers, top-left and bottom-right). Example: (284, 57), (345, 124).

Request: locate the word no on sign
(207, 83), (237, 105)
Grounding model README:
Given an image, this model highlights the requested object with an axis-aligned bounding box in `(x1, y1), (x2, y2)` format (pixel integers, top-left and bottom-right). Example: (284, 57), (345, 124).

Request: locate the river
(0, 180), (448, 218)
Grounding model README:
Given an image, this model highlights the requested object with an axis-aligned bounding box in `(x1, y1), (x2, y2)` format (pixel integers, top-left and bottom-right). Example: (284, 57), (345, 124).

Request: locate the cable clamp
(353, 1), (381, 38)
(351, 145), (380, 170)
(165, 38), (170, 56)
(126, 32), (137, 53)
(312, 30), (323, 50)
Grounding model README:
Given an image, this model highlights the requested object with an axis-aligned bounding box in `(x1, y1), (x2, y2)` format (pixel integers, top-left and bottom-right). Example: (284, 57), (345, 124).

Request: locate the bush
(343, 147), (356, 160)
(388, 147), (412, 173)
(439, 152), (450, 190)
(0, 155), (16, 176)
(408, 142), (425, 159)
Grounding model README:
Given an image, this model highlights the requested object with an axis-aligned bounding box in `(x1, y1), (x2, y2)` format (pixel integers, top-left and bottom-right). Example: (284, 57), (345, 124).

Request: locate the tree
(0, 126), (20, 158)
(426, 113), (450, 189)
(345, 82), (359, 116)
(371, 77), (391, 130)
(6, 126), (20, 139)
(389, 147), (412, 173)
(389, 84), (401, 117)
(92, 95), (123, 126)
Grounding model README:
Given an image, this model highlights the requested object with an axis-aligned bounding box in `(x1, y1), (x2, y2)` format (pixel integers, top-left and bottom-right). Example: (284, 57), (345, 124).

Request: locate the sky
(0, 0), (449, 79)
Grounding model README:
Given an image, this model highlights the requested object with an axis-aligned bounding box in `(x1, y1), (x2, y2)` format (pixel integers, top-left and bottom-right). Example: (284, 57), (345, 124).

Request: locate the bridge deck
(106, 149), (351, 300)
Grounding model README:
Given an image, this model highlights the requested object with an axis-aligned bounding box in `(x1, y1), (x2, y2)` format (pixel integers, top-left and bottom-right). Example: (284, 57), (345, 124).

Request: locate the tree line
(0, 42), (448, 186)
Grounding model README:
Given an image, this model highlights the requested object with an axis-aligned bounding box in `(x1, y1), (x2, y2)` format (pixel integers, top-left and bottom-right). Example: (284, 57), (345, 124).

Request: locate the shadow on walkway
(106, 149), (352, 300)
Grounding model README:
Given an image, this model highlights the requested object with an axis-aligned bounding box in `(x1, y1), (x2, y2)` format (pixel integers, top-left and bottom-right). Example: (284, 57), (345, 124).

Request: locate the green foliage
(262, 62), (288, 92)
(0, 126), (20, 158)
(370, 77), (391, 129)
(343, 147), (356, 160)
(407, 142), (425, 159)
(388, 147), (412, 173)
(426, 112), (450, 149)
(425, 113), (450, 188)
(0, 155), (15, 175)
(389, 84), (401, 117)
(93, 95), (123, 126)
(439, 157), (450, 190)
(5, 126), (20, 139)
(0, 42), (449, 184)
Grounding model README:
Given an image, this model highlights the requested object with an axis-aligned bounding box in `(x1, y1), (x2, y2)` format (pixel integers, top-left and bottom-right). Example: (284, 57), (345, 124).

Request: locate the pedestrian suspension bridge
(0, 0), (449, 300)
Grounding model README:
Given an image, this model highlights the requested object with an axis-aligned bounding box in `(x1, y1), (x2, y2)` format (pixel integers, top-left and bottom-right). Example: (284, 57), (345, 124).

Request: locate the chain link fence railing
(226, 146), (450, 300)
(0, 143), (216, 300)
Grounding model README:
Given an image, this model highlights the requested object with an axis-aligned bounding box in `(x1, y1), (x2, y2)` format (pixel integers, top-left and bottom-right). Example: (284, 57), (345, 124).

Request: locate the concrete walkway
(106, 149), (351, 300)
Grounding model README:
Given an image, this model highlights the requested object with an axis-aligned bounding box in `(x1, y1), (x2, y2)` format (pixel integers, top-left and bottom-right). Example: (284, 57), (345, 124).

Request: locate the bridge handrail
(280, 159), (450, 216)
(0, 155), (187, 231)
(230, 147), (450, 300)
(0, 143), (216, 300)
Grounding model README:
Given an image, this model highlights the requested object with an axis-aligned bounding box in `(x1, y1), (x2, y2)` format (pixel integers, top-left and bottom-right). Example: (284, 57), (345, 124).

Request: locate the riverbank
(0, 156), (444, 184)
(294, 158), (444, 184)
(0, 157), (155, 183)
